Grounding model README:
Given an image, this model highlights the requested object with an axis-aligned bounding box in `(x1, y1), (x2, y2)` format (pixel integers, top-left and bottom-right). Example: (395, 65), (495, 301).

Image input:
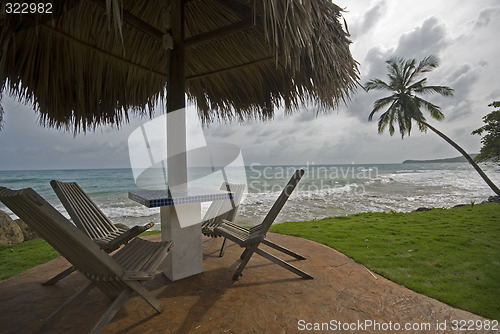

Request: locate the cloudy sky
(1, 0), (499, 170)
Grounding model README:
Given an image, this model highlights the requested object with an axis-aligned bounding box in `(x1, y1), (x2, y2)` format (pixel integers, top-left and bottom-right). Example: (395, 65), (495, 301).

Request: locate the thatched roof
(0, 0), (359, 132)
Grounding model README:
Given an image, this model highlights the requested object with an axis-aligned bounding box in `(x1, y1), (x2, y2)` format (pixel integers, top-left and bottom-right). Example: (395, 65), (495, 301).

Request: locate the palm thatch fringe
(0, 0), (359, 132)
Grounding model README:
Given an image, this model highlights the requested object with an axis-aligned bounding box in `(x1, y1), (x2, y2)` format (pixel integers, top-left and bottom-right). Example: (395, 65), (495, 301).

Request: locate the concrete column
(161, 203), (203, 281)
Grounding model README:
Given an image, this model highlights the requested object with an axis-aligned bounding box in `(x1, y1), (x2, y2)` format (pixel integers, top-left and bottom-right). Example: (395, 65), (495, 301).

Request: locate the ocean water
(1, 162), (499, 229)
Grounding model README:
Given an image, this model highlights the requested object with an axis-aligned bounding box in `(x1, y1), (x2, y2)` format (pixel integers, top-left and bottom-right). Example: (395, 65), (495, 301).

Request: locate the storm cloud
(1, 1), (499, 169)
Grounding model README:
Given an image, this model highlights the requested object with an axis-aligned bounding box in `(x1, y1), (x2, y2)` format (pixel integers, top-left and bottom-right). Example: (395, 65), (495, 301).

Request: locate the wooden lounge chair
(202, 183), (306, 261)
(214, 169), (313, 280)
(0, 186), (173, 334)
(42, 180), (155, 285)
(201, 183), (246, 257)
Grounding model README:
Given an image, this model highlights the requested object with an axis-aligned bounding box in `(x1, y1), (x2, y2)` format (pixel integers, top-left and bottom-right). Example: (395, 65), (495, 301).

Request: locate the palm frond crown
(365, 55), (453, 138)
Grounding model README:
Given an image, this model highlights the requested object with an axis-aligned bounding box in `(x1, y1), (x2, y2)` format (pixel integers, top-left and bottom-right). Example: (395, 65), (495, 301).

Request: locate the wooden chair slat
(0, 186), (173, 333)
(201, 183), (246, 235)
(201, 183), (245, 256)
(214, 170), (313, 280)
(42, 180), (155, 285)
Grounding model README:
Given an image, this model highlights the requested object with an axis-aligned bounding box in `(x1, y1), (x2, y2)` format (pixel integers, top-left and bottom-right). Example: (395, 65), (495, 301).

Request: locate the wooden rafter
(185, 19), (254, 48)
(89, 0), (164, 41)
(186, 56), (274, 81)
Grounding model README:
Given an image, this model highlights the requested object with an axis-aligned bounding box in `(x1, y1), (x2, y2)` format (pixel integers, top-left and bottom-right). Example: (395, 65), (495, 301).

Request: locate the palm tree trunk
(422, 121), (500, 196)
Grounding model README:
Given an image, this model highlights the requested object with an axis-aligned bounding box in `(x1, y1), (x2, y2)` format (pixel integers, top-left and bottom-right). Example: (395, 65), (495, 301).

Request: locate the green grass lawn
(0, 230), (162, 281)
(1, 203), (498, 320)
(0, 238), (60, 280)
(270, 202), (500, 320)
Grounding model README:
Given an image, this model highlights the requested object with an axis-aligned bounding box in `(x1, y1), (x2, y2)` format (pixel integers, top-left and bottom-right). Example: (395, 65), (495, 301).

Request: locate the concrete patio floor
(0, 233), (494, 333)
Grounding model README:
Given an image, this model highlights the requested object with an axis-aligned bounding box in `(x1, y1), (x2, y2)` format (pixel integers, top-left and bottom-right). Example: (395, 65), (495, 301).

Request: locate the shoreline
(2, 202), (499, 323)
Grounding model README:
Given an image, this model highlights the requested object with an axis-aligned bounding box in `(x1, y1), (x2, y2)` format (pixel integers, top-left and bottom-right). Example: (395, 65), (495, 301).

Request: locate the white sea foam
(1, 163), (498, 228)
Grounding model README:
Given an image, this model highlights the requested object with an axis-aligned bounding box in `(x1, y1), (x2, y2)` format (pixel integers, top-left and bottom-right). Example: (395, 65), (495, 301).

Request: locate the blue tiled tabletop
(128, 188), (234, 208)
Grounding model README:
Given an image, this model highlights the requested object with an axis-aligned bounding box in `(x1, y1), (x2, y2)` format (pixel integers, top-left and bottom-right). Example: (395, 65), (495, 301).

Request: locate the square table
(129, 187), (233, 281)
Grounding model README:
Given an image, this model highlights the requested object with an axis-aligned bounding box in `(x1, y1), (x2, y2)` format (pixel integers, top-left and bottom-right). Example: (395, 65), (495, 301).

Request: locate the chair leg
(218, 238), (228, 257)
(262, 239), (306, 260)
(232, 245), (258, 280)
(125, 281), (164, 313)
(255, 248), (313, 279)
(41, 266), (76, 285)
(239, 247), (251, 260)
(89, 289), (132, 334)
(36, 282), (95, 333)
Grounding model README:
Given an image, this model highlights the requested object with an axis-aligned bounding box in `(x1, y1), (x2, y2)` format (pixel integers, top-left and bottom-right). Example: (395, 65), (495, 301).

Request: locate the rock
(0, 210), (24, 246)
(487, 196), (500, 203)
(453, 204), (467, 208)
(415, 207), (431, 212)
(14, 219), (39, 241)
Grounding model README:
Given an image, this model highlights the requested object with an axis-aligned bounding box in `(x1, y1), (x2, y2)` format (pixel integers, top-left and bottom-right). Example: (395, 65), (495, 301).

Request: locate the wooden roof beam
(213, 0), (252, 21)
(185, 19), (254, 48)
(50, 25), (166, 77)
(89, 0), (165, 42)
(89, 0), (255, 49)
(186, 56), (274, 81)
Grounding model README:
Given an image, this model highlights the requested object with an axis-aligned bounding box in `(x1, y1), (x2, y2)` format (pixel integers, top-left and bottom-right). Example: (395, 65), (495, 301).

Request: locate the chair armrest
(102, 222), (155, 252)
(122, 271), (156, 280)
(240, 234), (265, 247)
(215, 220), (265, 247)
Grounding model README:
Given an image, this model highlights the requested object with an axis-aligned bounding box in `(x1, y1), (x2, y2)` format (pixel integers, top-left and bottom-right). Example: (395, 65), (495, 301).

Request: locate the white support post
(160, 204), (203, 281)
(161, 1), (204, 281)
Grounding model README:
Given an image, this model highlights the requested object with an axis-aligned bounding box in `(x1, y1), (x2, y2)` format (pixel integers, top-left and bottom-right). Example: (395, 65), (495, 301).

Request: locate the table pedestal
(160, 203), (203, 281)
(129, 188), (232, 281)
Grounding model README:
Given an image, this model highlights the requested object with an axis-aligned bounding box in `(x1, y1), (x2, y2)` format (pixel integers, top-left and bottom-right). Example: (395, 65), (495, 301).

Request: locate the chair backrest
(0, 186), (123, 279)
(259, 169), (304, 232)
(202, 183), (246, 223)
(50, 180), (118, 240)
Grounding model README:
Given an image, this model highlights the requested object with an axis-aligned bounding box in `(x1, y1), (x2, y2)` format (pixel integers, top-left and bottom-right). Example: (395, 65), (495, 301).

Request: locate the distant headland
(402, 154), (478, 164)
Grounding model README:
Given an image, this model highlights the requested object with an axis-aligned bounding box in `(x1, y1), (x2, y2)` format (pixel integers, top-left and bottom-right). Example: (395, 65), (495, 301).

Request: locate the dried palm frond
(0, 0), (359, 132)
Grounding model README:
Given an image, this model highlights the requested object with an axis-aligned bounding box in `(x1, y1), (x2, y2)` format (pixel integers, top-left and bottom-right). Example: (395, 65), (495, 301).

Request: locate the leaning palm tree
(365, 55), (500, 196)
(0, 93), (3, 131)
